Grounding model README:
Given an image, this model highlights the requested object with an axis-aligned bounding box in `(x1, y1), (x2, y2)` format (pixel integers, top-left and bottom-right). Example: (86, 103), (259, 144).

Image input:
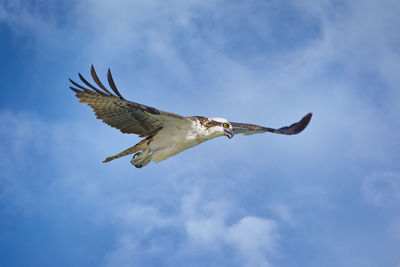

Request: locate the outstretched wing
(231, 112), (312, 136)
(69, 65), (190, 137)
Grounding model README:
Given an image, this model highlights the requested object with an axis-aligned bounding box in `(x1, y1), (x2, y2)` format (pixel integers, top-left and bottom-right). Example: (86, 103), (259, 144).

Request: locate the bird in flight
(69, 66), (312, 168)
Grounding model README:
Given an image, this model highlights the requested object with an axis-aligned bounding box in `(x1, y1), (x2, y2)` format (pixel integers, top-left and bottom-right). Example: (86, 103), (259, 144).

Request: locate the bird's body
(149, 117), (221, 162)
(69, 66), (312, 168)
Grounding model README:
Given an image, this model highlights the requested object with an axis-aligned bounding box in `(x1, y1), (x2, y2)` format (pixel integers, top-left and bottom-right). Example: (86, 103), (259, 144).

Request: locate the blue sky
(1, 0), (400, 266)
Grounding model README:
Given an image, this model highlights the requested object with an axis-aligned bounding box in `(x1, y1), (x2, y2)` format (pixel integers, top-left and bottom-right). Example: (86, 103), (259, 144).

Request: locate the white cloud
(225, 216), (278, 267)
(182, 189), (279, 267)
(0, 111), (48, 208)
(0, 0), (62, 44)
(267, 203), (294, 225)
(100, 189), (280, 267)
(114, 204), (175, 233)
(182, 190), (227, 246)
(182, 188), (229, 246)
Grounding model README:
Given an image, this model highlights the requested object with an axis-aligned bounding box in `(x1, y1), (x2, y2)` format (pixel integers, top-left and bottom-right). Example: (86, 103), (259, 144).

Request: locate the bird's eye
(223, 123), (229, 128)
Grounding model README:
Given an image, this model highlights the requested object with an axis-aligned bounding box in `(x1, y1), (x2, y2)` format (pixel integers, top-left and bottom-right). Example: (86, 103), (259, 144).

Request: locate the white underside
(149, 120), (223, 162)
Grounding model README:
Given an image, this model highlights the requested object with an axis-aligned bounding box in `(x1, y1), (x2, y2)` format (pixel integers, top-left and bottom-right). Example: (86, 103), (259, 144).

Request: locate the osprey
(69, 66), (312, 168)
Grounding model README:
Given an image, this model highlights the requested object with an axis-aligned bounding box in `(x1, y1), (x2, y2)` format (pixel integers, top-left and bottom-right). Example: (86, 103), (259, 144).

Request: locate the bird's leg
(130, 148), (152, 168)
(130, 152), (144, 167)
(137, 154), (152, 168)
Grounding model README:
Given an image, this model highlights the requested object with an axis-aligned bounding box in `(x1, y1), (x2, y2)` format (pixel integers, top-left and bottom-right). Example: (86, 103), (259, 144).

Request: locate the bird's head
(209, 118), (234, 139)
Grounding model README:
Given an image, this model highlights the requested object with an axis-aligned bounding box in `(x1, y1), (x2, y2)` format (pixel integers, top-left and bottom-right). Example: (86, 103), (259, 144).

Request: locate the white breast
(149, 120), (218, 162)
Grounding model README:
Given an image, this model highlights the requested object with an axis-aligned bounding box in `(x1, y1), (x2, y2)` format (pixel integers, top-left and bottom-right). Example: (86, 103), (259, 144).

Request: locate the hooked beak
(224, 129), (233, 139)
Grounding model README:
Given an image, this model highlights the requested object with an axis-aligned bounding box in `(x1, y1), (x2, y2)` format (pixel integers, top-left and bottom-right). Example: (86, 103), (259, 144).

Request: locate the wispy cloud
(0, 111), (279, 266)
(104, 188), (279, 267)
(225, 216), (278, 267)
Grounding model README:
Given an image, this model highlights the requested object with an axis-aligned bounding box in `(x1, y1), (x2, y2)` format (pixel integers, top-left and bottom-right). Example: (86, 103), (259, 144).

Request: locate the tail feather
(103, 140), (147, 163)
(102, 135), (154, 163)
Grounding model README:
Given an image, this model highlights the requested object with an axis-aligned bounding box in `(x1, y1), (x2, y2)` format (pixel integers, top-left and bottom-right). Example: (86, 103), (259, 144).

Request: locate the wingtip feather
(69, 86), (80, 93)
(290, 112), (312, 134)
(90, 65), (115, 96)
(107, 68), (125, 100)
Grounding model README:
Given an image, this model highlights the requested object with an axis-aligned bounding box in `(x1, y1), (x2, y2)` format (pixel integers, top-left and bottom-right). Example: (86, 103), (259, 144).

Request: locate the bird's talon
(132, 152), (142, 159)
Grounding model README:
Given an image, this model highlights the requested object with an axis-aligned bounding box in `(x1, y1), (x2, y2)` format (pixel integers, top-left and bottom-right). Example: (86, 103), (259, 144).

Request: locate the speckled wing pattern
(231, 112), (312, 136)
(69, 65), (189, 137)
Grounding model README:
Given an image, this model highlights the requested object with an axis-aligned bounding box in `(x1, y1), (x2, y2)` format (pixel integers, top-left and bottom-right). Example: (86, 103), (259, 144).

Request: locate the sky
(0, 0), (399, 266)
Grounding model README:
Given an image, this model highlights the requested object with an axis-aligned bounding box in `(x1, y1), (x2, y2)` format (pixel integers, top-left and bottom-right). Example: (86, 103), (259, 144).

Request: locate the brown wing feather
(69, 66), (188, 136)
(231, 112), (312, 136)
